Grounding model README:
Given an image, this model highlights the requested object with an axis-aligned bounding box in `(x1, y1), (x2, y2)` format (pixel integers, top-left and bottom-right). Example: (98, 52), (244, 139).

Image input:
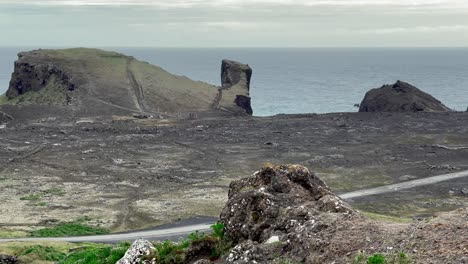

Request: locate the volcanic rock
(117, 239), (155, 264)
(218, 60), (253, 115)
(220, 164), (356, 263)
(0, 111), (13, 124)
(0, 255), (18, 264)
(359, 80), (451, 112)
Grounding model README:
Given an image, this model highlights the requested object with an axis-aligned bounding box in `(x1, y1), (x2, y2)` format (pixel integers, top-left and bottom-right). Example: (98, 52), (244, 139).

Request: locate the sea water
(1, 47), (467, 116)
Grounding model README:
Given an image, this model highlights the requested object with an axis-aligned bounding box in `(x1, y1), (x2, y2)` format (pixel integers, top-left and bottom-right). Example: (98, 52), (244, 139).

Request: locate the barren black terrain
(0, 111), (467, 235)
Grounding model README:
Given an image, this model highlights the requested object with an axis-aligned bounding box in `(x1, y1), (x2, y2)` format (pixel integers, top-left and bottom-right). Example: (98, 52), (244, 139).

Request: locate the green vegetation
(18, 245), (67, 262)
(0, 229), (29, 238)
(19, 188), (66, 206)
(316, 167), (393, 193)
(19, 194), (42, 201)
(59, 242), (130, 264)
(141, 222), (232, 264)
(0, 94), (8, 104)
(6, 76), (68, 105)
(30, 218), (109, 238)
(367, 254), (386, 264)
(211, 222), (225, 239)
(354, 251), (412, 264)
(3, 223), (232, 263)
(360, 211), (412, 223)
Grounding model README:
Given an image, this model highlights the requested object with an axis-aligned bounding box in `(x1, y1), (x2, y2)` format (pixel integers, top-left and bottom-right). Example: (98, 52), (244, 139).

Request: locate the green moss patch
(30, 220), (109, 238)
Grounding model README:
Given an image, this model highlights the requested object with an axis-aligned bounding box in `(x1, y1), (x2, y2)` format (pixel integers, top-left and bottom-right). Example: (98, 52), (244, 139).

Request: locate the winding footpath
(1, 169), (467, 243)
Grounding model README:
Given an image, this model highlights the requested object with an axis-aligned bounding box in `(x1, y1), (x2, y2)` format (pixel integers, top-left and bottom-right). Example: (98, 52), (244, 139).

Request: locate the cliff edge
(1, 48), (253, 119)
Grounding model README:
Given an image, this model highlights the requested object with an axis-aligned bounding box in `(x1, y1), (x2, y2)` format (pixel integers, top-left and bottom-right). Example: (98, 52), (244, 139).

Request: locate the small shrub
(154, 240), (185, 264)
(30, 222), (109, 237)
(368, 254), (386, 264)
(211, 222), (225, 239)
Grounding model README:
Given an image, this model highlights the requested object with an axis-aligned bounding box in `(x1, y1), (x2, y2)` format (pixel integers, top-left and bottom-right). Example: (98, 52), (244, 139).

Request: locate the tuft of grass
(360, 211), (412, 224)
(367, 254), (386, 264)
(20, 194), (42, 201)
(18, 245), (67, 262)
(59, 242), (130, 264)
(30, 222), (109, 238)
(211, 222), (225, 239)
(354, 251), (412, 264)
(0, 229), (30, 238)
(141, 224), (233, 264)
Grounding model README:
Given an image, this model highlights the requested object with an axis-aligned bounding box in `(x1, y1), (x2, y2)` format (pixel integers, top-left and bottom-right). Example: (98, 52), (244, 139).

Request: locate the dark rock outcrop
(359, 81), (451, 112)
(219, 60), (253, 115)
(220, 164), (357, 263)
(6, 53), (75, 100)
(0, 255), (18, 264)
(221, 60), (252, 90)
(0, 111), (13, 124)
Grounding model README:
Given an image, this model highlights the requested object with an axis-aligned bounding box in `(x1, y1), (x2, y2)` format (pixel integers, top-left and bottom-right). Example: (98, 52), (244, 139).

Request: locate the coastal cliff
(1, 48), (253, 118)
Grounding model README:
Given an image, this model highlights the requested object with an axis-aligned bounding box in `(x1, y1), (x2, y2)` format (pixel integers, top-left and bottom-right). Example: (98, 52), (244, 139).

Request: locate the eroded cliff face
(6, 52), (75, 101)
(1, 48), (253, 119)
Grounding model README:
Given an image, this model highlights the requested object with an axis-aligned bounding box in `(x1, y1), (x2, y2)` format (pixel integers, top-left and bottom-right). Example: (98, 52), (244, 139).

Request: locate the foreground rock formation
(216, 165), (467, 263)
(117, 164), (467, 263)
(117, 239), (155, 264)
(220, 164), (361, 263)
(0, 254), (18, 264)
(359, 80), (451, 112)
(1, 48), (253, 119)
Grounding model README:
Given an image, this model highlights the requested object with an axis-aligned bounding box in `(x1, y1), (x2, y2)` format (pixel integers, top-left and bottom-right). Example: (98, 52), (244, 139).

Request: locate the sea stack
(219, 59), (253, 115)
(359, 80), (451, 112)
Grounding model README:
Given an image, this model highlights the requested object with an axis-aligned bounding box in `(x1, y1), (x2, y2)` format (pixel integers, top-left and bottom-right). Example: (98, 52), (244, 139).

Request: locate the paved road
(1, 169), (467, 243)
(339, 169), (468, 199)
(0, 223), (212, 243)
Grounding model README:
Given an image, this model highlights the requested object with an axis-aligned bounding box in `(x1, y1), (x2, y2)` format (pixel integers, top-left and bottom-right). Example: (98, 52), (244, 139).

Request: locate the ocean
(1, 47), (467, 116)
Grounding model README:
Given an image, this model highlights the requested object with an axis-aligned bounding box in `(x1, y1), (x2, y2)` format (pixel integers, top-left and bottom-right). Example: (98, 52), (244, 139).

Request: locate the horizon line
(1, 46), (468, 49)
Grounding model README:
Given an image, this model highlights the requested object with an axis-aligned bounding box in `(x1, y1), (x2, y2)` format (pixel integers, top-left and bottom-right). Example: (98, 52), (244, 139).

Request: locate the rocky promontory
(359, 80), (452, 112)
(1, 48), (253, 119)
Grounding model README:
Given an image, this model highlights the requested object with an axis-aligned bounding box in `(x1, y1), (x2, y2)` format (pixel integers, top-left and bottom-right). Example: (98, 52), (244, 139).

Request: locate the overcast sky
(1, 0), (467, 47)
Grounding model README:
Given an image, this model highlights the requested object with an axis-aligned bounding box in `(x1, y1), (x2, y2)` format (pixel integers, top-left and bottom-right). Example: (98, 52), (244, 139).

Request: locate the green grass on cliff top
(0, 94), (7, 104)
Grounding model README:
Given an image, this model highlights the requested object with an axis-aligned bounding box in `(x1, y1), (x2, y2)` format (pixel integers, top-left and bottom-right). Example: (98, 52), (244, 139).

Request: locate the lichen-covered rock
(117, 239), (155, 264)
(359, 80), (451, 112)
(220, 164), (356, 263)
(0, 255), (18, 264)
